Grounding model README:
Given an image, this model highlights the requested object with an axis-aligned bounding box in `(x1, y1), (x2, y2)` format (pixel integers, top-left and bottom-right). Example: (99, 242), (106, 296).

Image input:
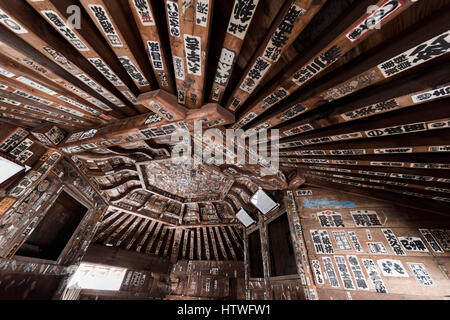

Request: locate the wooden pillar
(243, 228), (251, 300)
(284, 190), (318, 300)
(258, 220), (272, 300)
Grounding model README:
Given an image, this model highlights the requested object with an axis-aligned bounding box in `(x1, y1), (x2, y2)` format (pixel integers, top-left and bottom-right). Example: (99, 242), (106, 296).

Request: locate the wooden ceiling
(0, 0), (450, 242)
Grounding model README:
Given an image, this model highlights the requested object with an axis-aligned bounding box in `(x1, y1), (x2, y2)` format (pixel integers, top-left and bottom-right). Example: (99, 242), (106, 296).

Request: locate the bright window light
(236, 208), (256, 227)
(0, 157), (23, 184)
(250, 189), (278, 215)
(67, 263), (127, 291)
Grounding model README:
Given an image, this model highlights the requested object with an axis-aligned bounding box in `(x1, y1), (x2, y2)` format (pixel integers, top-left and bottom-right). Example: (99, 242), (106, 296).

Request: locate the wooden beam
(245, 13), (450, 135)
(170, 228), (183, 263)
(208, 0), (260, 104)
(25, 0), (148, 112)
(276, 100), (450, 149)
(0, 0), (137, 115)
(305, 176), (450, 216)
(231, 0), (420, 129)
(127, 0), (176, 93)
(136, 220), (157, 252)
(164, 0), (214, 108)
(304, 169), (450, 199)
(0, 53), (107, 124)
(0, 39), (122, 122)
(225, 0), (326, 112)
(78, 0), (158, 112)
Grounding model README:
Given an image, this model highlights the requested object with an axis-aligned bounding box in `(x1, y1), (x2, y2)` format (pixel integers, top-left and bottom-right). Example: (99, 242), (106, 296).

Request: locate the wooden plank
(214, 226), (228, 261)
(0, 40), (121, 122)
(279, 63), (450, 138)
(164, 0), (214, 108)
(276, 100), (450, 149)
(0, 29), (124, 121)
(0, 53), (106, 124)
(225, 0), (326, 112)
(155, 226), (168, 255)
(181, 229), (189, 260)
(231, 0), (420, 129)
(126, 219), (149, 250)
(103, 214), (136, 245)
(145, 221), (162, 254)
(163, 228), (175, 257)
(0, 87), (93, 128)
(245, 16), (450, 135)
(94, 212), (128, 242)
(284, 190), (317, 299)
(60, 96), (234, 154)
(304, 169), (450, 198)
(202, 227), (211, 260)
(220, 226), (237, 261)
(26, 0), (145, 113)
(208, 0), (260, 103)
(170, 228), (183, 263)
(259, 223), (272, 299)
(197, 228), (202, 260)
(116, 217), (142, 246)
(227, 226), (243, 251)
(127, 0), (176, 93)
(0, 101), (78, 131)
(208, 227), (220, 261)
(306, 176), (450, 213)
(0, 0), (137, 115)
(136, 220), (156, 252)
(79, 0), (157, 112)
(296, 164), (450, 182)
(189, 229), (195, 260)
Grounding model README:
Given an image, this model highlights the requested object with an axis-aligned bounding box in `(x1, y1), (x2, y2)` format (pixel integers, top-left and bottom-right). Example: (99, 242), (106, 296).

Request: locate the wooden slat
(306, 174), (450, 206)
(163, 228), (175, 257)
(231, 0), (419, 129)
(145, 221), (162, 254)
(93, 212), (128, 242)
(126, 219), (149, 250)
(136, 220), (156, 252)
(304, 169), (450, 198)
(78, 0), (157, 112)
(0, 53), (108, 124)
(202, 227), (211, 260)
(0, 34), (120, 119)
(189, 229), (195, 260)
(103, 214), (136, 245)
(164, 0), (214, 108)
(296, 164), (450, 182)
(154, 226), (168, 255)
(208, 227), (220, 261)
(220, 226), (237, 261)
(196, 228), (202, 260)
(276, 100), (450, 149)
(116, 217), (142, 246)
(181, 229), (189, 260)
(127, 0), (176, 93)
(214, 226), (228, 261)
(170, 228), (183, 263)
(245, 17), (450, 135)
(0, 0), (137, 115)
(25, 0), (145, 113)
(208, 0), (261, 103)
(0, 39), (121, 122)
(225, 0), (326, 112)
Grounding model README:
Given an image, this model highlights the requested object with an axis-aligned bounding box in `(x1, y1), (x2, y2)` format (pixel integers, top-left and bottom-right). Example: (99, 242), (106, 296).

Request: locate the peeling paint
(302, 198), (357, 209)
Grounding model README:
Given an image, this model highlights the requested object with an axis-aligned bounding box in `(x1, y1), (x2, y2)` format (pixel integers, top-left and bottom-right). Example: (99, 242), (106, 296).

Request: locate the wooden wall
(0, 123), (109, 299)
(260, 187), (450, 300)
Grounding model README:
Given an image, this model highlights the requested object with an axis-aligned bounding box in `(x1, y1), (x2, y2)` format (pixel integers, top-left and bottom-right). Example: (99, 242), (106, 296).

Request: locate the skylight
(67, 263), (127, 291)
